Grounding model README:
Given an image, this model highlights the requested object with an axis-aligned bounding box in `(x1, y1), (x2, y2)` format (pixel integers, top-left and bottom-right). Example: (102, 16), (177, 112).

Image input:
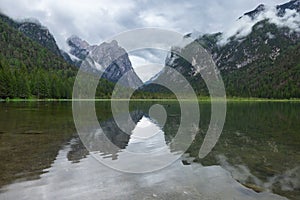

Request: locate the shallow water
(0, 101), (299, 199)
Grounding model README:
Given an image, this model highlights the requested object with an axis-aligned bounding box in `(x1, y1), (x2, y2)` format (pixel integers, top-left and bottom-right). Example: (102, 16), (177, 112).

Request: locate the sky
(0, 0), (289, 81)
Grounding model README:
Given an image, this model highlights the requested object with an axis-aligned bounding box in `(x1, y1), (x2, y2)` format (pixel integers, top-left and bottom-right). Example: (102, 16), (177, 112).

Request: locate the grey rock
(67, 36), (143, 88)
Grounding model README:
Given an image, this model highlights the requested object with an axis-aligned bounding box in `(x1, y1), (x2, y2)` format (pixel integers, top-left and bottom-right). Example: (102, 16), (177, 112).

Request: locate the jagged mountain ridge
(242, 0), (300, 19)
(67, 36), (143, 88)
(242, 4), (266, 20)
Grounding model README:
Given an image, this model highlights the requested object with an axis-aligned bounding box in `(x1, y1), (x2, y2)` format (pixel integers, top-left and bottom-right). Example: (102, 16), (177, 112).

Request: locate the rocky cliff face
(67, 36), (143, 88)
(67, 35), (89, 60)
(17, 22), (62, 56)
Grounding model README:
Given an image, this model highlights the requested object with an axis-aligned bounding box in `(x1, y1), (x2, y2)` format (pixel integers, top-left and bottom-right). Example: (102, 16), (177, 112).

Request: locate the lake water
(0, 101), (299, 200)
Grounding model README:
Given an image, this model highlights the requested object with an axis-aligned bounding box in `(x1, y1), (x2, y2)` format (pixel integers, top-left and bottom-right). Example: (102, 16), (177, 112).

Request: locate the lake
(0, 101), (299, 200)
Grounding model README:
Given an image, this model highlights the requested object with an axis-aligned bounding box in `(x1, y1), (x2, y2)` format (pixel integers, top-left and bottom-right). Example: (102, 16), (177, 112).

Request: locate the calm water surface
(0, 101), (299, 199)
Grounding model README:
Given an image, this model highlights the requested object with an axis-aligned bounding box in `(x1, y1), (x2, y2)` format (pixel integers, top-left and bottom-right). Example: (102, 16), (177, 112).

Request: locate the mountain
(1, 1), (299, 99)
(67, 36), (143, 89)
(0, 13), (60, 55)
(145, 0), (300, 99)
(242, 0), (300, 19)
(0, 15), (118, 99)
(0, 16), (77, 99)
(0, 12), (141, 99)
(0, 13), (74, 64)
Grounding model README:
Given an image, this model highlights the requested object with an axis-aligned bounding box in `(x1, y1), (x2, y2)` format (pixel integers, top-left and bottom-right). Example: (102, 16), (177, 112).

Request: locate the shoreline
(1, 98), (300, 102)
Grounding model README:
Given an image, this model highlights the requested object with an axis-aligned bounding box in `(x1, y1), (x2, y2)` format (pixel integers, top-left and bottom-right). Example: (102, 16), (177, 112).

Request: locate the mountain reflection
(126, 117), (168, 154)
(1, 102), (297, 199)
(78, 109), (176, 164)
(77, 110), (143, 160)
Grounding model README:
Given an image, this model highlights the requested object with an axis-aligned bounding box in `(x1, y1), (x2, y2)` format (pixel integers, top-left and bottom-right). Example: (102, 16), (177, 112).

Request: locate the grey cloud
(0, 0), (288, 49)
(130, 49), (167, 65)
(129, 49), (167, 82)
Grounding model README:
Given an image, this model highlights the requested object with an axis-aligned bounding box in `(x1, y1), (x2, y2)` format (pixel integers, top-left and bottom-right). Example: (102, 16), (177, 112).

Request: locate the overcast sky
(0, 0), (288, 81)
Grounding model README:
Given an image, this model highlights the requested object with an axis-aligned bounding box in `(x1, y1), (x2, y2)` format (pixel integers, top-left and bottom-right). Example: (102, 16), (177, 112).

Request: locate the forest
(0, 18), (115, 99)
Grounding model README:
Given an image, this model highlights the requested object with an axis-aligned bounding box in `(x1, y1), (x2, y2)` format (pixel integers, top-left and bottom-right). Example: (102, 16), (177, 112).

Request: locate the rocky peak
(242, 4), (266, 20)
(67, 35), (89, 60)
(68, 36), (143, 88)
(241, 0), (300, 20)
(67, 35), (90, 50)
(89, 40), (143, 88)
(89, 40), (128, 69)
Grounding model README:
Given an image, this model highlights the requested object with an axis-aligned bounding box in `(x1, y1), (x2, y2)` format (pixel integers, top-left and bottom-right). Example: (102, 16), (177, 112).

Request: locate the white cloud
(269, 8), (300, 31)
(219, 5), (300, 45)
(218, 15), (257, 45)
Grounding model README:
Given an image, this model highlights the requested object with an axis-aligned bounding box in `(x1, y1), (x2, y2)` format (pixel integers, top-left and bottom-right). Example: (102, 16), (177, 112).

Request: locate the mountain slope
(0, 17), (77, 99)
(0, 13), (74, 64)
(145, 0), (300, 99)
(0, 13), (60, 55)
(17, 21), (62, 57)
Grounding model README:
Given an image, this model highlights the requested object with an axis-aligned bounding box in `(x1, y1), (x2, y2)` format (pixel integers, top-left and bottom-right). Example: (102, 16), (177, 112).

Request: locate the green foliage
(0, 17), (116, 99)
(223, 43), (300, 99)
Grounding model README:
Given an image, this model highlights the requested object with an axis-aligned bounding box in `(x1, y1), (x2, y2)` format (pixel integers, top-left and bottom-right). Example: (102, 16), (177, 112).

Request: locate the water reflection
(81, 110), (184, 173)
(0, 137), (287, 200)
(77, 110), (142, 160)
(180, 102), (300, 199)
(126, 116), (168, 153)
(216, 154), (300, 194)
(59, 108), (182, 165)
(0, 102), (299, 199)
